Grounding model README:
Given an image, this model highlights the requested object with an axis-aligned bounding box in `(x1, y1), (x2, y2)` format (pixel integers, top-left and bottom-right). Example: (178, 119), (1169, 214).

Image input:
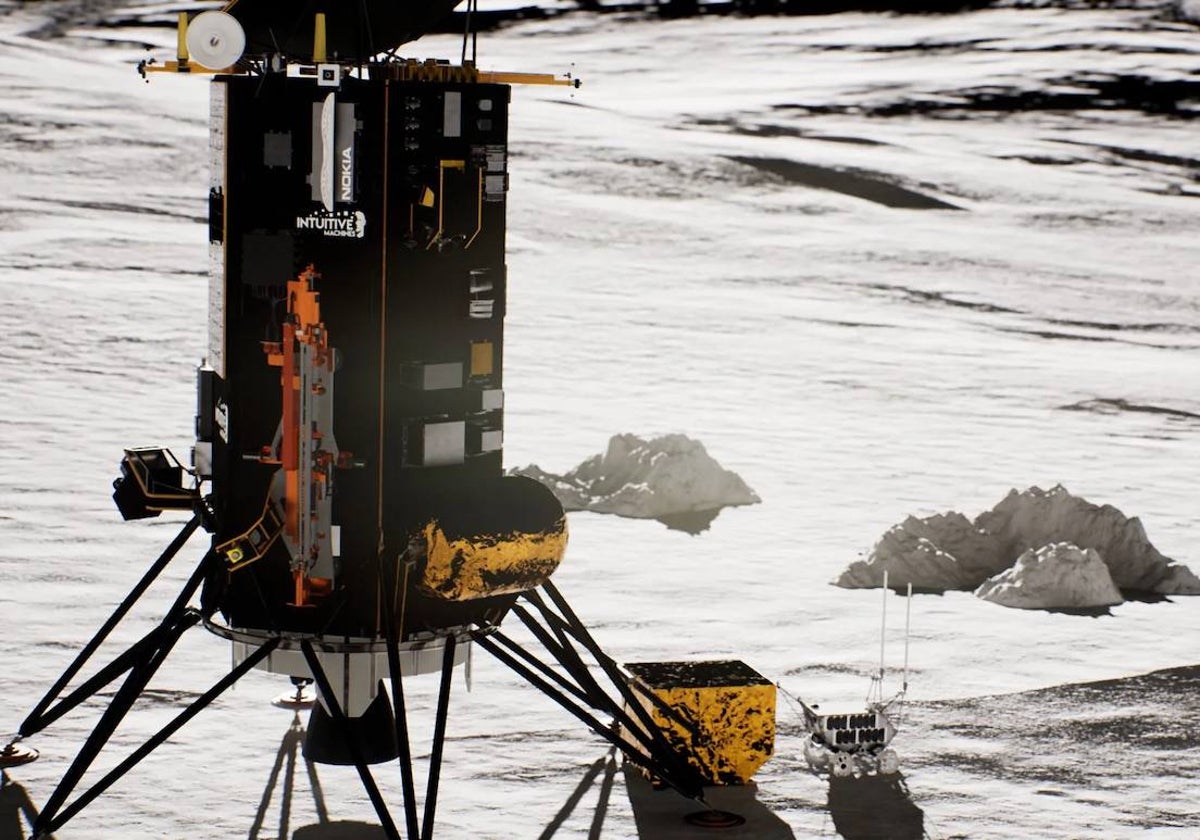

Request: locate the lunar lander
(0, 3), (776, 837)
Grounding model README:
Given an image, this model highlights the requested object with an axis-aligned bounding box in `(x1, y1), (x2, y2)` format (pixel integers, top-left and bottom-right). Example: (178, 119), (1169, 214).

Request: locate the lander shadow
(0, 771), (51, 840)
(537, 748), (794, 840)
(247, 711), (380, 840)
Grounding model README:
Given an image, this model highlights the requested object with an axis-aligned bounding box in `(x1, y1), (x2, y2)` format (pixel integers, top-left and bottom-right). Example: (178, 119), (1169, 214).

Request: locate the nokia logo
(339, 145), (354, 203)
(312, 95), (357, 209)
(296, 210), (367, 239)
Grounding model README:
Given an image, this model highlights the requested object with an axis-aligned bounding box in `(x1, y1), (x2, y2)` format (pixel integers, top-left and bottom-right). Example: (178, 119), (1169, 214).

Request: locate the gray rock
(974, 543), (1124, 610)
(835, 511), (1004, 590)
(976, 484), (1200, 594)
(510, 433), (759, 520)
(836, 485), (1200, 598)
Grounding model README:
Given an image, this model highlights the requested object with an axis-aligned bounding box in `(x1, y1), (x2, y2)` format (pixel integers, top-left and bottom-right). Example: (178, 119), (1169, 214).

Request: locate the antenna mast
(878, 569), (889, 694)
(866, 570), (890, 706)
(902, 581), (912, 695)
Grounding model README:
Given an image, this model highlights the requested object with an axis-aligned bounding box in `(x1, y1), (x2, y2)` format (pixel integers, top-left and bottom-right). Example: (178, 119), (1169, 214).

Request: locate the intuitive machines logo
(295, 209), (367, 238)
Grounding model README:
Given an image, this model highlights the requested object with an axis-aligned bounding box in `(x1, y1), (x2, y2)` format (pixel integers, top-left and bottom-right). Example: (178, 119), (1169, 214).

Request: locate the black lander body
(3, 5), (776, 838)
(204, 68), (521, 638)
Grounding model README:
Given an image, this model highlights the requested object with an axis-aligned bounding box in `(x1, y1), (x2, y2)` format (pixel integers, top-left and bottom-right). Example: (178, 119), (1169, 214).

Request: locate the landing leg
(33, 638), (279, 837)
(420, 637), (456, 840)
(383, 566), (420, 840)
(473, 583), (708, 803)
(21, 543), (216, 836)
(17, 517), (202, 739)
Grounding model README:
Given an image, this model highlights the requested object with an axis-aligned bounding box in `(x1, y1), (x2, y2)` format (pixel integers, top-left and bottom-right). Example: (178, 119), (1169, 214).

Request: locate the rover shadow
(826, 772), (924, 840)
(0, 771), (53, 840)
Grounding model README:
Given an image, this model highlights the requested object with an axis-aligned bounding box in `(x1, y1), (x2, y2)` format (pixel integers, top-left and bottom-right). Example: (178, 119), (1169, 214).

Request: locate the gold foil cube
(625, 660), (775, 785)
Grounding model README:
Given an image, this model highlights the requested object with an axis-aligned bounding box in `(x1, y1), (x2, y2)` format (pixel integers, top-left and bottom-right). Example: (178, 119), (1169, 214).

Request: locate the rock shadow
(1043, 605), (1113, 617)
(1120, 589), (1173, 604)
(656, 508), (722, 534)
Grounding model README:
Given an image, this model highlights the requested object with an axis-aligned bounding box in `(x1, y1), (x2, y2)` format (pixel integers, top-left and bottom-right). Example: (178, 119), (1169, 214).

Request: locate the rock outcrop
(835, 485), (1199, 607)
(974, 543), (1123, 610)
(511, 433), (759, 532)
(834, 512), (1006, 590)
(976, 485), (1199, 594)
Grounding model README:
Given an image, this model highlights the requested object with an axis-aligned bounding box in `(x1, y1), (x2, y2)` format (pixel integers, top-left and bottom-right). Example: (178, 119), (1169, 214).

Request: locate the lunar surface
(0, 1), (1198, 838)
